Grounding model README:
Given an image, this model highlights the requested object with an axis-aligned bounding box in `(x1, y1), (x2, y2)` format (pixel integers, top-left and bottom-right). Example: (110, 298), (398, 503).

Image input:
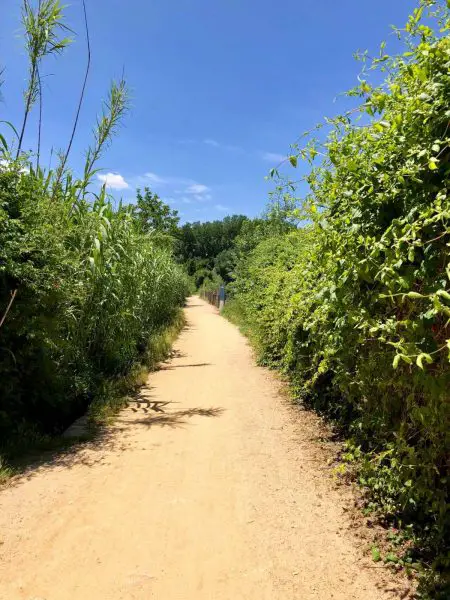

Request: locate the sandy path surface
(0, 296), (394, 600)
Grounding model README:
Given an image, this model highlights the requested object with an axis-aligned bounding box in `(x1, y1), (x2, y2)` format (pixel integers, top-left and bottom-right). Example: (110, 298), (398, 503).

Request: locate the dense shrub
(0, 1), (188, 456)
(228, 2), (450, 593)
(176, 215), (248, 288)
(0, 166), (188, 455)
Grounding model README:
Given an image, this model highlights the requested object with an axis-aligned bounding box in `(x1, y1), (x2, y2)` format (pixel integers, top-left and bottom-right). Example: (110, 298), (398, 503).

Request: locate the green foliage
(371, 547), (381, 563)
(0, 163), (188, 456)
(229, 2), (450, 594)
(134, 187), (180, 236)
(0, 1), (188, 459)
(176, 215), (248, 288)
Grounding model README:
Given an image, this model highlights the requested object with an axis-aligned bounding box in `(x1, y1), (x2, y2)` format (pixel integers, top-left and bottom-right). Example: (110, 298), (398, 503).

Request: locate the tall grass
(0, 0), (188, 460)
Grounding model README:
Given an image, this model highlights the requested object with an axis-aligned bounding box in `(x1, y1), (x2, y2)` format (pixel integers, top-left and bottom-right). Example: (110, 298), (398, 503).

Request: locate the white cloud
(144, 172), (167, 185)
(192, 194), (211, 202)
(203, 139), (244, 154)
(0, 159), (29, 174)
(186, 183), (210, 195)
(97, 172), (129, 190)
(261, 152), (286, 163)
(215, 204), (229, 212)
(204, 139), (220, 147)
(133, 171), (212, 202)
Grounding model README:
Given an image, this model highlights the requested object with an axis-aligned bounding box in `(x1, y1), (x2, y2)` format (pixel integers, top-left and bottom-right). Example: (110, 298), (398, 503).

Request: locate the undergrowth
(0, 309), (186, 484)
(87, 310), (185, 427)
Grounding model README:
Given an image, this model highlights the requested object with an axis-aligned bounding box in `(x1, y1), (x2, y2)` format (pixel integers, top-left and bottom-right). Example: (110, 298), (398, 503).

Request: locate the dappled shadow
(127, 395), (172, 413)
(118, 406), (225, 430)
(4, 400), (225, 489)
(6, 426), (128, 487)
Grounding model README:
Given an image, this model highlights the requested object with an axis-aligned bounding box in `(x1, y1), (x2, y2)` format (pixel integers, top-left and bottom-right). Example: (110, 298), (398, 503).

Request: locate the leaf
(393, 354), (401, 369)
(371, 547), (381, 562)
(0, 133), (8, 152)
(437, 290), (450, 302)
(416, 353), (432, 370)
(385, 552), (398, 563)
(289, 155), (298, 168)
(414, 6), (424, 23)
(0, 120), (19, 140)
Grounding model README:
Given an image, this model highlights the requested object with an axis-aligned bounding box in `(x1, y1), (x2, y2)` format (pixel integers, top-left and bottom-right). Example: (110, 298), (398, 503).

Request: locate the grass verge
(0, 309), (186, 484)
(87, 309), (186, 427)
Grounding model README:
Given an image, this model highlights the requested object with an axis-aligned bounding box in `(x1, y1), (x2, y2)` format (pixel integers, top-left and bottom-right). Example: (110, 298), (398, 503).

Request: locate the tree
(176, 215), (248, 287)
(133, 187), (179, 235)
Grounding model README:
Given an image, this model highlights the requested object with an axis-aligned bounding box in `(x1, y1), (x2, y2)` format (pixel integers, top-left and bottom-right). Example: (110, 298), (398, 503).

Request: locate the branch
(36, 0), (43, 170)
(0, 289), (18, 330)
(37, 64), (42, 170)
(16, 60), (37, 159)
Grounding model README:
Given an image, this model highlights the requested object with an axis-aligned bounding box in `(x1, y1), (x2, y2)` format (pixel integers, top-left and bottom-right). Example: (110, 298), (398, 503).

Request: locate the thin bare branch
(0, 289), (18, 330)
(36, 0), (43, 170)
(37, 64), (42, 170)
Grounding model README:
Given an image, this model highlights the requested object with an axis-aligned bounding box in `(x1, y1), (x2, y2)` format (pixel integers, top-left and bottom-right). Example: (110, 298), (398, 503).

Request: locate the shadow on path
(124, 406), (225, 429)
(4, 398), (225, 489)
(158, 363), (211, 371)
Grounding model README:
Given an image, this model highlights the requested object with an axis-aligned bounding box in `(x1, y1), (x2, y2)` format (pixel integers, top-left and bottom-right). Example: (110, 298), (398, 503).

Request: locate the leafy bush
(0, 1), (188, 457)
(176, 215), (248, 288)
(229, 2), (450, 594)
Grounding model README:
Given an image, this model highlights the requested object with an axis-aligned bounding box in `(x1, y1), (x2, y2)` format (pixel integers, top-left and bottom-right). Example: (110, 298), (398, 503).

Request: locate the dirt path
(0, 297), (396, 599)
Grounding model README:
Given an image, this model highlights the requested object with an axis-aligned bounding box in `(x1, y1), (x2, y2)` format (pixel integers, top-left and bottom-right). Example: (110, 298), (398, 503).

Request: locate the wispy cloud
(203, 138), (220, 148)
(179, 139), (288, 165)
(97, 172), (129, 190)
(186, 183), (210, 195)
(261, 152), (286, 164)
(136, 172), (212, 203)
(214, 203), (229, 212)
(203, 139), (244, 154)
(144, 172), (167, 185)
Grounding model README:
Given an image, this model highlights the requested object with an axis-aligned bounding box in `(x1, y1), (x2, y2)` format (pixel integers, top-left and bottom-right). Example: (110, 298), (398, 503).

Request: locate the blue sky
(1, 0), (416, 222)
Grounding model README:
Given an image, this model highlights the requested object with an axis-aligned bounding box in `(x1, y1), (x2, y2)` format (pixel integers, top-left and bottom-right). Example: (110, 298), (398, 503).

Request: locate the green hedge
(0, 165), (188, 454)
(0, 1), (189, 457)
(229, 3), (450, 595)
